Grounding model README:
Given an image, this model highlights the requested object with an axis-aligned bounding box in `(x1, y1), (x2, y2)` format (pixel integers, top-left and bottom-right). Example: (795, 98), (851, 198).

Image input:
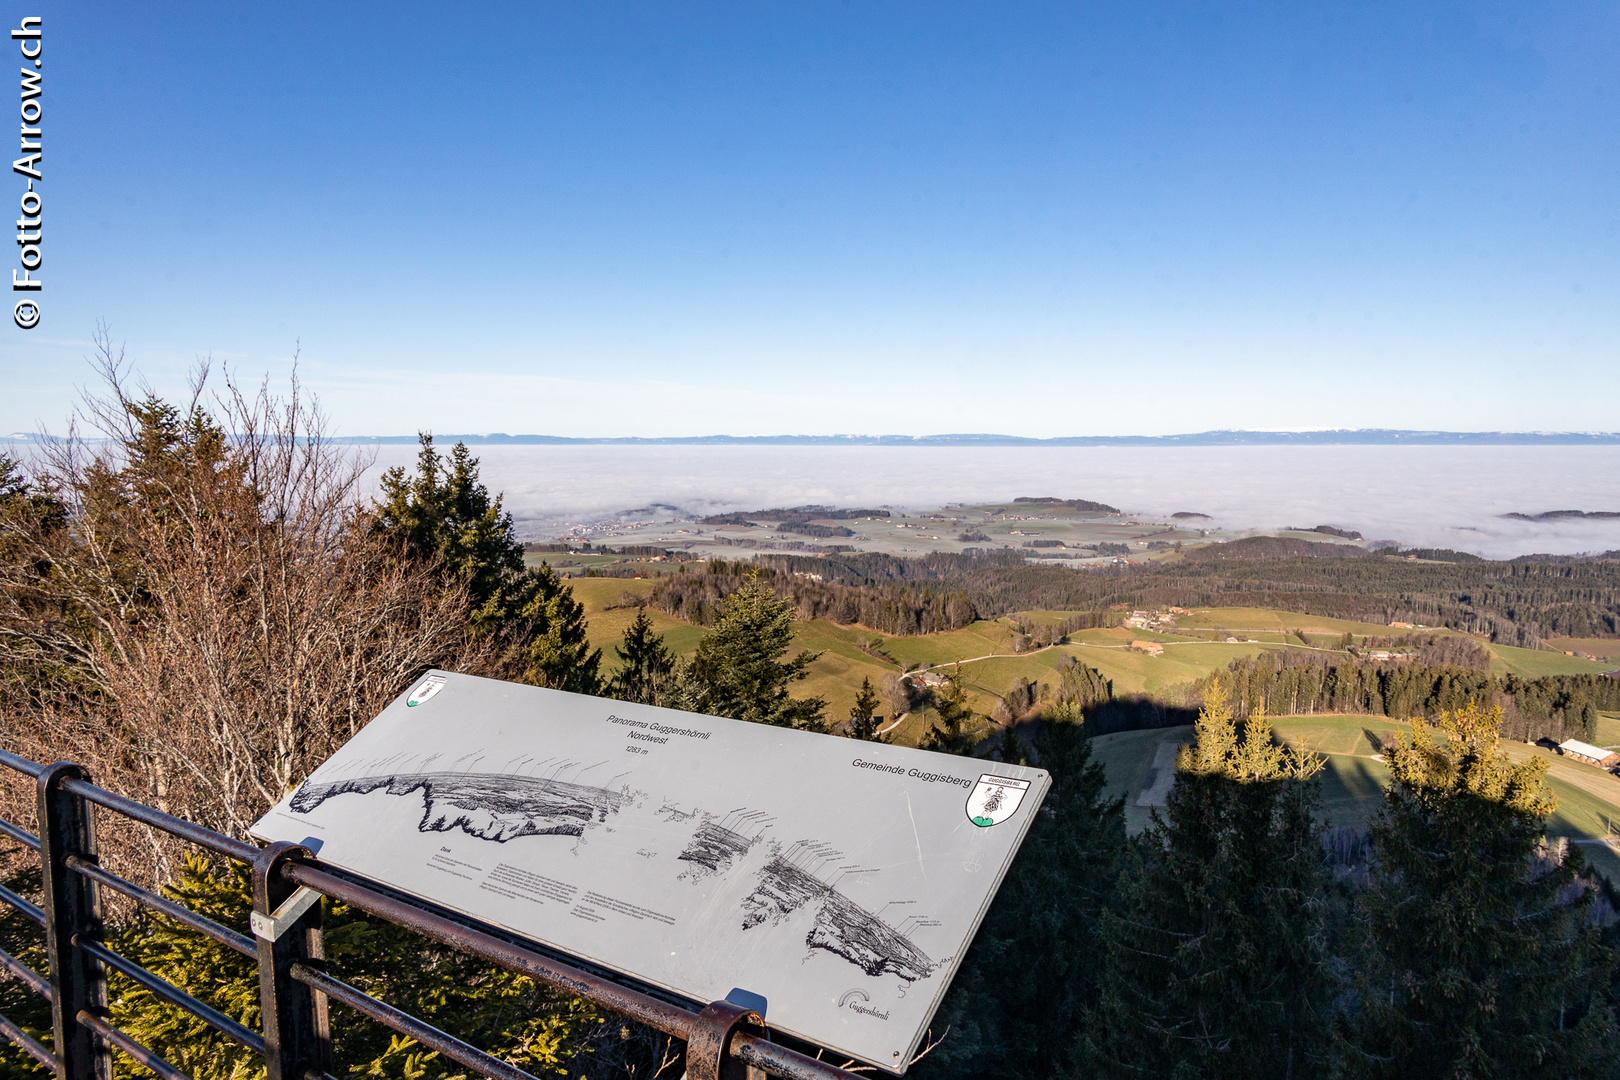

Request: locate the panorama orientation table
(251, 671), (1049, 1073)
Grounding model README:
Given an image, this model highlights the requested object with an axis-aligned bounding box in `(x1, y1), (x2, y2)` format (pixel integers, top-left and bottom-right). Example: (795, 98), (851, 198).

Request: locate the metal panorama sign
(250, 671), (1049, 1073)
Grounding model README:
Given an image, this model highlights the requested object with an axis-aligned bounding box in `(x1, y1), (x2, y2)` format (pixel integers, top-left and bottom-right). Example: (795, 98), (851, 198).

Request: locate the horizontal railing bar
(283, 862), (696, 1035)
(76, 1009), (191, 1080)
(732, 1035), (875, 1080)
(65, 856), (256, 958)
(0, 945), (51, 1001)
(290, 963), (538, 1080)
(73, 936), (266, 1055)
(0, 749), (44, 779)
(0, 881), (44, 927)
(0, 816), (40, 852)
(0, 1012), (55, 1070)
(58, 777), (261, 864)
(282, 863), (861, 1080)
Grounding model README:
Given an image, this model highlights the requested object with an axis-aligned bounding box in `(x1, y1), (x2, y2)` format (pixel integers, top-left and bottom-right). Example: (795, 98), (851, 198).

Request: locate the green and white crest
(406, 674), (447, 708)
(966, 774), (1030, 827)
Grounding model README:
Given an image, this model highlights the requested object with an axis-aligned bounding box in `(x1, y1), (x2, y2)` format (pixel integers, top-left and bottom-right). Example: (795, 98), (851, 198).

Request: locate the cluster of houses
(1120, 610), (1196, 657)
(1122, 609), (1185, 632)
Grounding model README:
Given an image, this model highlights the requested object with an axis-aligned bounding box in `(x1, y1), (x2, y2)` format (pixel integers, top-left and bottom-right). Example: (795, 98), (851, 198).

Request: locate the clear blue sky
(2, 2), (1616, 437)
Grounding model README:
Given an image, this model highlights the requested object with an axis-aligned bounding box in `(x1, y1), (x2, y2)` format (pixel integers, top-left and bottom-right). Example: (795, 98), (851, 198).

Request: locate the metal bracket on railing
(253, 842), (331, 1080)
(684, 999), (766, 1080)
(251, 886), (321, 943)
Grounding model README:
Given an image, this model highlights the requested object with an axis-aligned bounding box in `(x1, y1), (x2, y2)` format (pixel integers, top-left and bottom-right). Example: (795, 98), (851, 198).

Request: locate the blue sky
(2, 2), (1616, 437)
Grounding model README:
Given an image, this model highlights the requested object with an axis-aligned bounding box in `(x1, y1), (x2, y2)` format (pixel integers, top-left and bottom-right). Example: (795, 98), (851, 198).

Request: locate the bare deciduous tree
(0, 335), (496, 884)
(879, 672), (912, 720)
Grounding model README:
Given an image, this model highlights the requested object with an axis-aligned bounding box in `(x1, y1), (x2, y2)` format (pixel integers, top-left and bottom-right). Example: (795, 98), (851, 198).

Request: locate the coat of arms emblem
(406, 674), (447, 707)
(966, 774), (1031, 827)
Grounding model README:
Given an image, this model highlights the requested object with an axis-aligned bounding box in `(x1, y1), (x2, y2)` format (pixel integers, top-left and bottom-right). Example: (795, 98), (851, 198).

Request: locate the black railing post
(685, 1000), (766, 1080)
(36, 762), (110, 1080)
(252, 841), (330, 1080)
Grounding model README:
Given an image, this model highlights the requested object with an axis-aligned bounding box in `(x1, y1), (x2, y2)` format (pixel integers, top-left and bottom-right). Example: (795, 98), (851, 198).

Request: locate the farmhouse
(1557, 740), (1620, 769)
(1130, 640), (1165, 657)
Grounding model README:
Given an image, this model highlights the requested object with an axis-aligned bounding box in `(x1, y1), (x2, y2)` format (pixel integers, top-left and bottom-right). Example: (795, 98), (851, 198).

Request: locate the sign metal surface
(250, 671), (1049, 1073)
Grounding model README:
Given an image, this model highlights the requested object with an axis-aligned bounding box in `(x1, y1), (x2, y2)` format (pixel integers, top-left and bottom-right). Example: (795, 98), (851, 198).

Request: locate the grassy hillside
(1486, 643), (1618, 677)
(1174, 607), (1411, 637)
(1546, 637), (1620, 661)
(569, 574), (1620, 845)
(568, 571), (1620, 880)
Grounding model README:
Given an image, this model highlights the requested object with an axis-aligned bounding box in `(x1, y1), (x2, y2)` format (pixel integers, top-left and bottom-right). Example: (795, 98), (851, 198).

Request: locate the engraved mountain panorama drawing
(674, 816), (938, 981)
(740, 856), (937, 982)
(289, 770), (634, 841)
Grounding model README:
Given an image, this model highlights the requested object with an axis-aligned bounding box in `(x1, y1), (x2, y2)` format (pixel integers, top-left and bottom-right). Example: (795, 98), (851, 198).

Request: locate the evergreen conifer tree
(920, 667), (978, 755)
(1081, 681), (1337, 1079)
(682, 575), (825, 730)
(847, 677), (885, 741)
(606, 609), (676, 705)
(99, 855), (597, 1080)
(1350, 700), (1617, 1078)
(371, 434), (600, 693)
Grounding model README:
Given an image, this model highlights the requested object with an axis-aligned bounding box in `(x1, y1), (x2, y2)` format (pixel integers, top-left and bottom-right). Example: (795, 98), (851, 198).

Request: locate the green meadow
(567, 576), (1620, 880)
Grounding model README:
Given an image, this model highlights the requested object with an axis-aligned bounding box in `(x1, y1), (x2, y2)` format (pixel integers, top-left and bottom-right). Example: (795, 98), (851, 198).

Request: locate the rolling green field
(1486, 643), (1618, 678)
(570, 578), (1620, 754)
(1546, 638), (1620, 662)
(522, 552), (656, 574)
(1173, 607), (1415, 637)
(1593, 713), (1620, 750)
(566, 576), (1620, 880)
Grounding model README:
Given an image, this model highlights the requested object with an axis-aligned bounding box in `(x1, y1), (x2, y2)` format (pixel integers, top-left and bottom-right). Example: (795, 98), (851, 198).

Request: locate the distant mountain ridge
(297, 429), (1620, 447)
(9, 429), (1620, 447)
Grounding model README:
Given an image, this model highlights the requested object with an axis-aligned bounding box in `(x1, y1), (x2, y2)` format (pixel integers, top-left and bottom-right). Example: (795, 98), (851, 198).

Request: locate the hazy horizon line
(281, 428), (1620, 447)
(8, 428), (1620, 448)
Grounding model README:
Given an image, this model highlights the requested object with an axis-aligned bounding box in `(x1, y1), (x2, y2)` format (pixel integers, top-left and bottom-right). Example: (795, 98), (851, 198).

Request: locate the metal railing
(0, 750), (866, 1080)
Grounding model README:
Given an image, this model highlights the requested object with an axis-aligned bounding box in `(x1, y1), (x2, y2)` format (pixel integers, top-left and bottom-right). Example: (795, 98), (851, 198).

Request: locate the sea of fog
(353, 445), (1620, 561)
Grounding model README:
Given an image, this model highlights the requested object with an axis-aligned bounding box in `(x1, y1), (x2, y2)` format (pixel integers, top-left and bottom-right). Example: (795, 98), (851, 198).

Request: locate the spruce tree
(1081, 681), (1337, 1079)
(512, 565), (602, 695)
(682, 575), (825, 730)
(920, 668), (979, 755)
(371, 434), (600, 693)
(100, 854), (597, 1080)
(1350, 700), (1617, 1078)
(847, 677), (885, 741)
(606, 608), (675, 705)
(371, 435), (525, 625)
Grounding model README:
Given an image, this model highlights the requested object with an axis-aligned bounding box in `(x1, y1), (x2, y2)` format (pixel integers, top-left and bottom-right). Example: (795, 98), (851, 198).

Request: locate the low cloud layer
(357, 444), (1620, 561)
